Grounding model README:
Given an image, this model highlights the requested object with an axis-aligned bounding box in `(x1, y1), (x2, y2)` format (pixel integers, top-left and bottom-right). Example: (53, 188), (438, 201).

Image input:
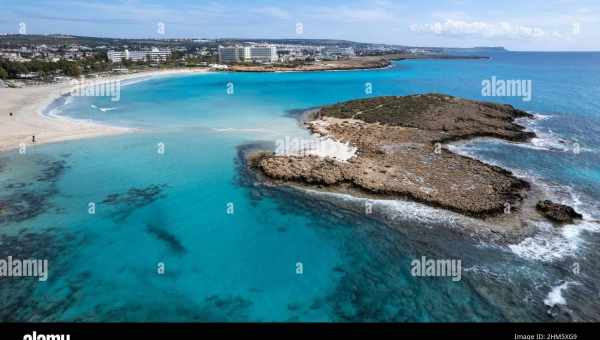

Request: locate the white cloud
(253, 6), (292, 20)
(410, 20), (546, 39)
(310, 7), (393, 23)
(309, 1), (406, 24)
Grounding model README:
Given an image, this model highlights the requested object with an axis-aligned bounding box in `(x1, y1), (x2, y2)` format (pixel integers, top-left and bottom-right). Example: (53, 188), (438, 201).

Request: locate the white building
(218, 46), (244, 64)
(107, 48), (172, 63)
(218, 45), (277, 64)
(245, 45), (278, 63)
(0, 52), (30, 62)
(320, 47), (355, 60)
(208, 64), (229, 70)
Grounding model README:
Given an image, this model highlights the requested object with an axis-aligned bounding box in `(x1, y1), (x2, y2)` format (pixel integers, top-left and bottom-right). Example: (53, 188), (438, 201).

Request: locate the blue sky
(1, 0), (598, 51)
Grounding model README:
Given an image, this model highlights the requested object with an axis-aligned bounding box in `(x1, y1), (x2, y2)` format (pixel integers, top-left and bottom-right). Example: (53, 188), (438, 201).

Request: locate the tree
(71, 64), (82, 77)
(61, 62), (81, 77)
(0, 66), (8, 79)
(2, 61), (27, 78)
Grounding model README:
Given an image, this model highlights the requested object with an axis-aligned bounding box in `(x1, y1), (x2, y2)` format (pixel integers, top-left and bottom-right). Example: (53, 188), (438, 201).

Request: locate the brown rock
(255, 94), (539, 218)
(536, 200), (583, 224)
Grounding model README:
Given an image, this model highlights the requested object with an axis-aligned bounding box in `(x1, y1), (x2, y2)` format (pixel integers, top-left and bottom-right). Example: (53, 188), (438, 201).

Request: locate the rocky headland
(245, 94), (582, 239)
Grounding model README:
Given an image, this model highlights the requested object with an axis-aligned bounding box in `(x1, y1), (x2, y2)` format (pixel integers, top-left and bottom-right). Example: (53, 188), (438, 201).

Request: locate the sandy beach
(0, 67), (209, 153)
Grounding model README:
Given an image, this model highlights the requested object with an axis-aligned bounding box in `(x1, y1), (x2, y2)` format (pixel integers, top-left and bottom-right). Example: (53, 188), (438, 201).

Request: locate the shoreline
(0, 55), (486, 153)
(224, 54), (489, 73)
(0, 67), (210, 154)
(247, 94), (585, 241)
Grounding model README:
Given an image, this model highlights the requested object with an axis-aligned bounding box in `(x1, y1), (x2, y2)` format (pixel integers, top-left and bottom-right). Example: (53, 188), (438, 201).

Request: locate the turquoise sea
(1, 52), (599, 321)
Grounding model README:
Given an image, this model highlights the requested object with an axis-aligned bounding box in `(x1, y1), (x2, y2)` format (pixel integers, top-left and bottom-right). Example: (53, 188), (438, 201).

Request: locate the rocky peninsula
(247, 94), (582, 237)
(226, 54), (489, 72)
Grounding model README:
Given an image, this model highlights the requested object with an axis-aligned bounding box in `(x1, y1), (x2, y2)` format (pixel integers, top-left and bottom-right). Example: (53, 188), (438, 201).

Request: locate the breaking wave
(544, 281), (578, 308)
(509, 184), (600, 262)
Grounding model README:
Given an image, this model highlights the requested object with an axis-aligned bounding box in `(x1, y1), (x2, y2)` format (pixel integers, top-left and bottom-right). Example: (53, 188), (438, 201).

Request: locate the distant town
(0, 34), (504, 85)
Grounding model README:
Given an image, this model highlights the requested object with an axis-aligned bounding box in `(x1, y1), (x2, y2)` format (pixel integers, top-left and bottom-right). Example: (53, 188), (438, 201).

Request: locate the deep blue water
(1, 52), (599, 321)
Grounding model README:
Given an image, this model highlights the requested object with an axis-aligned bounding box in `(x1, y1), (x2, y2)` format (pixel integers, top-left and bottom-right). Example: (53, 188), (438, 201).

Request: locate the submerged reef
(146, 222), (186, 254)
(101, 184), (168, 222)
(0, 229), (72, 321)
(101, 184), (168, 207)
(1, 157), (69, 225)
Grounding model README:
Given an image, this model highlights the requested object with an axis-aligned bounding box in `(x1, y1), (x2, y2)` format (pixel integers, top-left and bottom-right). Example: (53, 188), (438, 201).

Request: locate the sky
(1, 0), (598, 51)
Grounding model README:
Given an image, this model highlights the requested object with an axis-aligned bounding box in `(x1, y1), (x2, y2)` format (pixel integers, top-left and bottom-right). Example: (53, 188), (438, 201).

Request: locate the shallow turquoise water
(1, 52), (600, 321)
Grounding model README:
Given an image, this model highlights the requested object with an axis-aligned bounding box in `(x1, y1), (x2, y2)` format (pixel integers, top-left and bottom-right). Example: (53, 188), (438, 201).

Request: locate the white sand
(300, 117), (358, 161)
(304, 137), (357, 161)
(0, 68), (209, 153)
(276, 135), (357, 162)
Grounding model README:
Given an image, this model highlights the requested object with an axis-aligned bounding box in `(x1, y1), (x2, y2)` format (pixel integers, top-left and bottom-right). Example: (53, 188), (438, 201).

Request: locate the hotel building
(107, 48), (172, 63)
(218, 45), (278, 64)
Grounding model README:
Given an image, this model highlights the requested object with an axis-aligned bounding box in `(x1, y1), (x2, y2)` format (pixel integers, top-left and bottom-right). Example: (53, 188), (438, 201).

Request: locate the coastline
(1, 47), (599, 323)
(225, 54), (489, 73)
(0, 55), (488, 152)
(247, 94), (586, 241)
(0, 67), (210, 153)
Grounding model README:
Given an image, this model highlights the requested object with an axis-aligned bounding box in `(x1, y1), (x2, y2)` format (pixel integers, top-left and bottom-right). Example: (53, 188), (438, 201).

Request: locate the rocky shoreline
(245, 94), (582, 240)
(226, 54), (489, 73)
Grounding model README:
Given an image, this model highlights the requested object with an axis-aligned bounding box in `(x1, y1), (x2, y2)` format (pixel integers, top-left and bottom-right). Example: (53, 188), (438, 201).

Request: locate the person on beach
(9, 112), (13, 117)
(32, 135), (36, 144)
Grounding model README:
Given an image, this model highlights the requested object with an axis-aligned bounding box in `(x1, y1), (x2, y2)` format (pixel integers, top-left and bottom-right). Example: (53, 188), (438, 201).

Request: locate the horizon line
(2, 33), (600, 53)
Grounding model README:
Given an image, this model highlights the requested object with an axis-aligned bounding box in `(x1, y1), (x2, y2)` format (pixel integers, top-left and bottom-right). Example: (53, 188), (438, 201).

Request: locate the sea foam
(508, 181), (600, 262)
(448, 120), (600, 263)
(544, 281), (578, 308)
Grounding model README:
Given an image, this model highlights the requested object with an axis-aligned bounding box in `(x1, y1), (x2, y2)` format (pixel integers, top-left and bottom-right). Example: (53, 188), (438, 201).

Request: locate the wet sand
(0, 68), (209, 153)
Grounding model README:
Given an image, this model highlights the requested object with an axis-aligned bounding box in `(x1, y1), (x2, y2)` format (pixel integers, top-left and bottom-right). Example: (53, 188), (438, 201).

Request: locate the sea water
(1, 52), (599, 321)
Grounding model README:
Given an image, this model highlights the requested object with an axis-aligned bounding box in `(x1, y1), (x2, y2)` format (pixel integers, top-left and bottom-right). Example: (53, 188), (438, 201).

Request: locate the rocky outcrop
(315, 93), (535, 143)
(536, 200), (583, 224)
(253, 94), (554, 220)
(226, 55), (488, 73)
(227, 57), (391, 72)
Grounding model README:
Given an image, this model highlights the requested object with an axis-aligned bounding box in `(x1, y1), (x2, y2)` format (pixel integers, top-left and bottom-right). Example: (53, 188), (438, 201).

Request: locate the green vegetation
(0, 53), (113, 80)
(319, 94), (454, 126)
(317, 94), (532, 143)
(0, 66), (8, 79)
